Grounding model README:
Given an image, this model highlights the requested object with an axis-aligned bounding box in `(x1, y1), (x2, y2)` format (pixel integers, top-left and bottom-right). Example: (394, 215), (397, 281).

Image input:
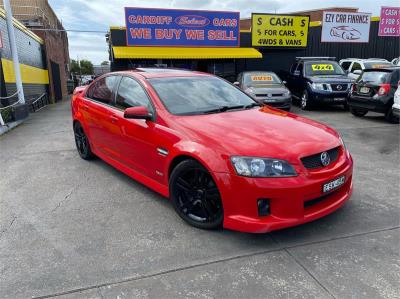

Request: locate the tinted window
(149, 76), (255, 115)
(390, 70), (399, 85)
(296, 63), (303, 74)
(341, 61), (351, 71)
(358, 71), (391, 84)
(91, 76), (117, 104)
(304, 61), (345, 76)
(351, 62), (362, 72)
(116, 77), (152, 110)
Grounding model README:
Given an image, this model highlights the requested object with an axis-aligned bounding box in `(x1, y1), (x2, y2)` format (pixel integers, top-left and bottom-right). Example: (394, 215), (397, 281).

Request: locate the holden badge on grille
(320, 151), (330, 166)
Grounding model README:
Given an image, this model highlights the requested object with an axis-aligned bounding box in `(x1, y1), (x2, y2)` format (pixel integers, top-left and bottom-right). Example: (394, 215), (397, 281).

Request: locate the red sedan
(71, 68), (353, 233)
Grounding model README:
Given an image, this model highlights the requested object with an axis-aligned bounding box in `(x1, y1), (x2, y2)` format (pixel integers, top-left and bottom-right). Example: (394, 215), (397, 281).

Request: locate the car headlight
(231, 156), (297, 177)
(284, 90), (291, 97)
(311, 83), (326, 90)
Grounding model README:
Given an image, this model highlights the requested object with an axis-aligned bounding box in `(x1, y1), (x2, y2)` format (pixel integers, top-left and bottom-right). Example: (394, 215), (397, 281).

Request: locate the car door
(81, 75), (119, 159)
(111, 76), (164, 181)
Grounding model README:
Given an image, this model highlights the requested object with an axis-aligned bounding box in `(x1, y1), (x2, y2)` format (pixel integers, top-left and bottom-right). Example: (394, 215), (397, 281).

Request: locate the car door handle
(82, 105), (89, 111)
(110, 115), (118, 123)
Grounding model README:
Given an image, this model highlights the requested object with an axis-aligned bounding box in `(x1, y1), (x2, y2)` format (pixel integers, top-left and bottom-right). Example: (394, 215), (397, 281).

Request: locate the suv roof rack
(296, 57), (336, 61)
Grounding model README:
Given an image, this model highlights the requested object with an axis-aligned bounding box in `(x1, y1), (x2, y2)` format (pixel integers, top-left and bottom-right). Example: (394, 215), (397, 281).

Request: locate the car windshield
(149, 76), (256, 115)
(363, 62), (392, 69)
(358, 71), (391, 84)
(243, 72), (281, 86)
(304, 62), (345, 76)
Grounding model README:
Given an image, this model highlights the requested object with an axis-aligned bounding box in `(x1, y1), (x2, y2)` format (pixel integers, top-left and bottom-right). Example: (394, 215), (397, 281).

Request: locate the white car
(393, 86), (400, 119)
(339, 58), (392, 81)
(392, 57), (400, 66)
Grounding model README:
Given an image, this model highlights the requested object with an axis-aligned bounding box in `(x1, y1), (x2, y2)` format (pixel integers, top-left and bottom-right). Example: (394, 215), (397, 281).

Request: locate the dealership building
(108, 7), (399, 81)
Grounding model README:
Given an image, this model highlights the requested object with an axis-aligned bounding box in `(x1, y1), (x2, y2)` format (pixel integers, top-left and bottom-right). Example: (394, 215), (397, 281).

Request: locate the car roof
(340, 58), (389, 62)
(241, 71), (277, 75)
(109, 68), (211, 79)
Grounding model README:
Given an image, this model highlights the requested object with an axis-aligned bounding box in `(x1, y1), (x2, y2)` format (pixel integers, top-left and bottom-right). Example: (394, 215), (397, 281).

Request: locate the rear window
(358, 71), (391, 84)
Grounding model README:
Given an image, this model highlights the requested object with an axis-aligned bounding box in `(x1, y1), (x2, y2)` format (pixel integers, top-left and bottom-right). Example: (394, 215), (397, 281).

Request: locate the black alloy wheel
(73, 122), (95, 160)
(349, 106), (368, 117)
(170, 160), (223, 229)
(301, 90), (312, 110)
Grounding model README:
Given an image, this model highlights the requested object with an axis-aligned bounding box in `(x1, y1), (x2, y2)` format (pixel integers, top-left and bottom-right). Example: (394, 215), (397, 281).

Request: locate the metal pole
(4, 0), (25, 104)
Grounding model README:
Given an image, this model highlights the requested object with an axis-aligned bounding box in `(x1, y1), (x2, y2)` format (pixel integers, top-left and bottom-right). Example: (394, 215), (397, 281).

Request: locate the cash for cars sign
(378, 6), (400, 36)
(321, 11), (371, 43)
(125, 7), (240, 47)
(251, 14), (309, 47)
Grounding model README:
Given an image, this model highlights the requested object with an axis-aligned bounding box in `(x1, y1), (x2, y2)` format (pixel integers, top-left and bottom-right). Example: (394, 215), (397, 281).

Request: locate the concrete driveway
(0, 100), (399, 299)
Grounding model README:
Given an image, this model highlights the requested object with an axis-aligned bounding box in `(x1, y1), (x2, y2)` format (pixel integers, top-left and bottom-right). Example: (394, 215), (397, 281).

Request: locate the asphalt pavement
(0, 99), (399, 299)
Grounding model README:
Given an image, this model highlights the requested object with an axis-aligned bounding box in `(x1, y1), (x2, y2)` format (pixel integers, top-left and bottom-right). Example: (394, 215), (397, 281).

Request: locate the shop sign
(124, 7), (240, 47)
(378, 6), (400, 37)
(321, 11), (371, 43)
(251, 14), (309, 47)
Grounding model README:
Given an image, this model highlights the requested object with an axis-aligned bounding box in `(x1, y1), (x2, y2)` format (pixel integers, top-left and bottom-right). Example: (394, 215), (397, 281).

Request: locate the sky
(48, 0), (396, 65)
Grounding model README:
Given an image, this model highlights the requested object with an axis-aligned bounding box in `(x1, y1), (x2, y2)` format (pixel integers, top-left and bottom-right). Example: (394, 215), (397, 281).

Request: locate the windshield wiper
(201, 105), (245, 114)
(243, 102), (261, 109)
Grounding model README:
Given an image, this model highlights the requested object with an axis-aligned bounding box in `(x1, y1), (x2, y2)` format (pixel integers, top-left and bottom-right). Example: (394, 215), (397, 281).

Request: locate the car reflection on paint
(330, 26), (361, 40)
(71, 68), (353, 233)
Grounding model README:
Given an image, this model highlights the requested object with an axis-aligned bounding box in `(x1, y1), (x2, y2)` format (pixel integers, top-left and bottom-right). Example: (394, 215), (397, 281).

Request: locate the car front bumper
(213, 151), (353, 233)
(308, 90), (350, 104)
(255, 96), (292, 110)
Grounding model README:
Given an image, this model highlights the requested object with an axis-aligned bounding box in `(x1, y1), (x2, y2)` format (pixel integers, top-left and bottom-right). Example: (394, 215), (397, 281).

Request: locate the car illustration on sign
(330, 26), (361, 40)
(71, 68), (353, 233)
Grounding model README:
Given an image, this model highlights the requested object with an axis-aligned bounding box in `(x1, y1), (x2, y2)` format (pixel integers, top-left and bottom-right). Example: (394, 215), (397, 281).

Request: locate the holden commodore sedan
(71, 68), (353, 233)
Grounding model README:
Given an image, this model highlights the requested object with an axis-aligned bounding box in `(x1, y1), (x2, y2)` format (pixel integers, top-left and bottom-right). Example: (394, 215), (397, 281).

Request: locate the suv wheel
(385, 109), (400, 124)
(301, 90), (312, 110)
(349, 106), (368, 117)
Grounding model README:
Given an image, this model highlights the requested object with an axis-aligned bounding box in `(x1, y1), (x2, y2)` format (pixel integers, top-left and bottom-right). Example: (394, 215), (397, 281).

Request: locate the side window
(341, 61), (351, 71)
(290, 63), (298, 74)
(115, 77), (152, 110)
(351, 62), (362, 72)
(91, 76), (117, 104)
(296, 63), (303, 75)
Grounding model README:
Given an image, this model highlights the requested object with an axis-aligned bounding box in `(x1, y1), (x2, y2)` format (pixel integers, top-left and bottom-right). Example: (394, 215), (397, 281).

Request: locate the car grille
(330, 84), (348, 92)
(301, 147), (340, 169)
(256, 93), (285, 97)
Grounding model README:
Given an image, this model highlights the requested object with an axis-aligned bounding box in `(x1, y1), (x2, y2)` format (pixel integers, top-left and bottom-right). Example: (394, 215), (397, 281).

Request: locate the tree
(70, 59), (80, 74)
(79, 60), (94, 75)
(101, 60), (109, 65)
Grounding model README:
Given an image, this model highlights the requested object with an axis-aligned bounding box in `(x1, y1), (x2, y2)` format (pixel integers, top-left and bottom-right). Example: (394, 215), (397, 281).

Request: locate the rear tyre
(301, 90), (312, 110)
(385, 109), (400, 124)
(73, 122), (95, 160)
(343, 102), (349, 111)
(170, 159), (223, 230)
(349, 106), (368, 117)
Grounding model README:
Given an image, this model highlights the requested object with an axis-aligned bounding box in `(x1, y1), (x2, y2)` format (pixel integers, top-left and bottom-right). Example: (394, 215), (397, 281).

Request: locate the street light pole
(3, 0), (25, 105)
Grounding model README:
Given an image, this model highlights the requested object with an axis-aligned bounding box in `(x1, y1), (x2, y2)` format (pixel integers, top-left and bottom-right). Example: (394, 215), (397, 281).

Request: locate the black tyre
(170, 159), (223, 230)
(301, 90), (312, 110)
(349, 106), (368, 117)
(73, 122), (95, 160)
(343, 102), (349, 111)
(385, 108), (400, 124)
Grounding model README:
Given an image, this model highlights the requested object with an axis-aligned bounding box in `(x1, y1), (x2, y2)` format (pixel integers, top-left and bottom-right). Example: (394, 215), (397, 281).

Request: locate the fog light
(257, 199), (270, 216)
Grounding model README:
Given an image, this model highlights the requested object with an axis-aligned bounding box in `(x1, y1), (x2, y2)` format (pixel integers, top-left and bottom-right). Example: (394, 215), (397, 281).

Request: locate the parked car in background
(339, 58), (392, 81)
(348, 66), (400, 123)
(280, 57), (352, 110)
(71, 68), (353, 233)
(392, 86), (400, 119)
(235, 71), (291, 110)
(392, 57), (400, 66)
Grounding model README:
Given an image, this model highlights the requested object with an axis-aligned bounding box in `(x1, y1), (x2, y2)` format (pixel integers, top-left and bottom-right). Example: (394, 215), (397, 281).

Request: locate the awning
(112, 46), (262, 59)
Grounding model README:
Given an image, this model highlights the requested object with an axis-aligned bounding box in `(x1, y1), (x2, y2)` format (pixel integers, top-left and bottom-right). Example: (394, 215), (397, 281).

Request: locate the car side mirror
(353, 70), (362, 75)
(282, 80), (287, 84)
(124, 106), (153, 120)
(233, 81), (240, 86)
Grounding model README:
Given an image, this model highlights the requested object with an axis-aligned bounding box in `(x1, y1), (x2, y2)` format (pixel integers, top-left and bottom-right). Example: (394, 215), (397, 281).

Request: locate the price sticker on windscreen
(311, 64), (334, 71)
(251, 75), (273, 81)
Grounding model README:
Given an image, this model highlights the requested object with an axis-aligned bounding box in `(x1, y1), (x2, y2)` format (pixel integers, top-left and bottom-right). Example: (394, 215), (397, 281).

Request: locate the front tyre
(73, 122), (95, 160)
(170, 160), (223, 230)
(301, 90), (312, 110)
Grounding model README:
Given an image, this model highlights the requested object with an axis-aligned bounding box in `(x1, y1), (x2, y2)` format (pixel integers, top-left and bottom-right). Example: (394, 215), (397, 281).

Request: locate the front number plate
(334, 97), (346, 101)
(323, 176), (345, 193)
